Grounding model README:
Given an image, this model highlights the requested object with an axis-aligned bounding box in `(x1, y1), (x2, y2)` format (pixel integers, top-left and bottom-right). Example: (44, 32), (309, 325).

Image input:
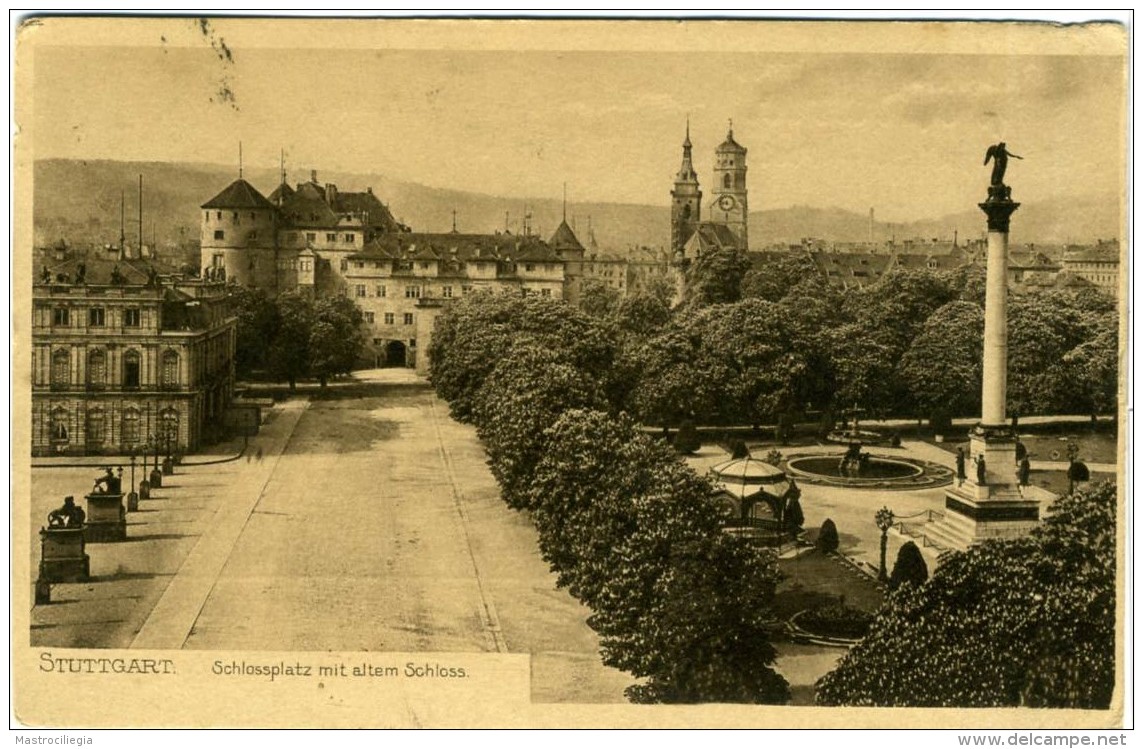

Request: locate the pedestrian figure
(1018, 455), (1031, 492)
(975, 454), (987, 486)
(256, 446), (263, 463)
(955, 447), (966, 486)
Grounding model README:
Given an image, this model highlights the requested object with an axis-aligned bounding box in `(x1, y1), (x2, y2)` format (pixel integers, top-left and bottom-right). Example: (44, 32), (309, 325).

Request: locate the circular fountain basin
(784, 452), (950, 490)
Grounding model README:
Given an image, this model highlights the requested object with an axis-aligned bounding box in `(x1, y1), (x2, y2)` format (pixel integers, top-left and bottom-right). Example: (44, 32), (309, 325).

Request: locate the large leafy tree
(681, 247), (752, 308)
(627, 323), (731, 430)
(898, 300), (984, 423)
(473, 341), (607, 510)
(741, 252), (820, 303)
(428, 293), (617, 422)
(230, 285), (280, 378)
(266, 291), (314, 390)
(579, 279), (623, 320)
(308, 295), (366, 387)
(816, 481), (1116, 708)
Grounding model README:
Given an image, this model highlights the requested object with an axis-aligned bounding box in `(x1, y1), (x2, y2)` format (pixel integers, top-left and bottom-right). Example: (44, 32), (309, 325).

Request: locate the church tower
(670, 120), (702, 253)
(709, 121), (748, 249)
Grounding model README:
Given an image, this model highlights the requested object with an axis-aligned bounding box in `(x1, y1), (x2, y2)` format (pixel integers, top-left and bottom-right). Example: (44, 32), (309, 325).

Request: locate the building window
(86, 409), (106, 448)
(51, 409), (69, 444)
(462, 285), (473, 295)
(250, 212), (256, 220)
(376, 285), (386, 297)
(403, 313), (414, 326)
(53, 307), (69, 326)
(301, 259), (312, 272)
(87, 349), (106, 386)
(384, 312), (395, 325)
(526, 263), (535, 271)
(405, 286), (421, 298)
(89, 307), (105, 327)
(205, 211), (210, 222)
(419, 262), (430, 270)
(541, 288), (552, 297)
(354, 261), (364, 269)
(232, 212), (238, 220)
(364, 311), (375, 324)
(122, 409), (140, 446)
(442, 286), (453, 298)
(124, 308), (141, 327)
(214, 230), (225, 240)
(306, 232), (317, 243)
(345, 234), (355, 243)
(327, 233), (338, 243)
(162, 350), (180, 387)
(123, 350), (141, 388)
(355, 284), (366, 298)
(51, 349), (70, 387)
(340, 259), (348, 272)
(216, 211), (221, 220)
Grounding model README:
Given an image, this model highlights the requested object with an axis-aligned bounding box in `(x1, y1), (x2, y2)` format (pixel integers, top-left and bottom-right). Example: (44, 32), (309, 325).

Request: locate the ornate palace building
(31, 258), (237, 456)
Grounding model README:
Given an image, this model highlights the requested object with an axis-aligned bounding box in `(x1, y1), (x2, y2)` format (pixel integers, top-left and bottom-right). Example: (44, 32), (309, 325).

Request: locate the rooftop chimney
(325, 183), (337, 205)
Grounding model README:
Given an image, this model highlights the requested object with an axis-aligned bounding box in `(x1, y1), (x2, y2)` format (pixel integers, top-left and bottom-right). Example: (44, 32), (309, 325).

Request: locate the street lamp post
(875, 506), (895, 583)
(126, 450), (139, 511)
(149, 432), (163, 488)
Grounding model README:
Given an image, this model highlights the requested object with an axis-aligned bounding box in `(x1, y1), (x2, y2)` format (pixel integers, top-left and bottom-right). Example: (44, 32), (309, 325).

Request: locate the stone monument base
(84, 492), (127, 542)
(38, 526), (91, 584)
(924, 424), (1040, 552)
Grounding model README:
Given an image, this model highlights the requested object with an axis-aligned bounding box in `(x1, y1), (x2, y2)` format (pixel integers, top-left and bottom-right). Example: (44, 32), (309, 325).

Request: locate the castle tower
(200, 177), (280, 289)
(670, 120), (702, 253)
(709, 121), (748, 250)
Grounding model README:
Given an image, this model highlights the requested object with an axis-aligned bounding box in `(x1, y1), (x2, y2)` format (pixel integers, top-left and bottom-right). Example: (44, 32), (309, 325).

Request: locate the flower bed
(794, 603), (873, 640)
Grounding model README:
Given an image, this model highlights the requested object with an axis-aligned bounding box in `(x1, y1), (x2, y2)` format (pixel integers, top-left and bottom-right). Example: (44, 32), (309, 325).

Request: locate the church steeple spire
(671, 118), (702, 253)
(676, 118), (698, 183)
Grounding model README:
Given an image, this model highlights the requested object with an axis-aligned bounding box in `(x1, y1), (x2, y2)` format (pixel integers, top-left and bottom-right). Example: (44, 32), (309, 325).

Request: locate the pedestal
(38, 526), (91, 583)
(84, 492), (126, 542)
(127, 491), (139, 512)
(149, 468), (162, 488)
(139, 480), (150, 500)
(162, 457), (174, 475)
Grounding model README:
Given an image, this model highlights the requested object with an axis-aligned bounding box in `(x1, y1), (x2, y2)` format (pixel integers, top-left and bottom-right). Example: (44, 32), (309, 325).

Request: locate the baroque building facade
(31, 260), (237, 456)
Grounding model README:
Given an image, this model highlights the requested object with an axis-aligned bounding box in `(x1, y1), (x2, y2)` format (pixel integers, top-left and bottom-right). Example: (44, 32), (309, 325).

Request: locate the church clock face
(718, 195), (736, 211)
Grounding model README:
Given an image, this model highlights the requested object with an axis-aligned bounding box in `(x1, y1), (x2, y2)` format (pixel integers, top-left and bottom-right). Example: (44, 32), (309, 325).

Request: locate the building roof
(710, 456), (788, 502)
(278, 180), (401, 232)
(682, 222), (744, 257)
(268, 181), (296, 205)
(715, 129), (747, 154)
(548, 220), (585, 252)
(201, 178), (278, 211)
(350, 232), (560, 264)
(1063, 246), (1120, 264)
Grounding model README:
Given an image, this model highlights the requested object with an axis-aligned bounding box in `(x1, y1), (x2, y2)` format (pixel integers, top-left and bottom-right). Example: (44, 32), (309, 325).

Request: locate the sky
(26, 18), (1127, 223)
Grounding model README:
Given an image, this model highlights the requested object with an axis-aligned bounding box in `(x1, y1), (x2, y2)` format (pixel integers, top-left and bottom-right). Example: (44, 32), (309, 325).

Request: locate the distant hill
(31, 159), (1121, 253)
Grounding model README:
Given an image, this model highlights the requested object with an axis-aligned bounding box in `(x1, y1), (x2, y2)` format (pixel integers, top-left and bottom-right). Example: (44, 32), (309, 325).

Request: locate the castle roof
(268, 181), (295, 205)
(351, 233), (560, 265)
(548, 220), (585, 252)
(201, 179), (277, 211)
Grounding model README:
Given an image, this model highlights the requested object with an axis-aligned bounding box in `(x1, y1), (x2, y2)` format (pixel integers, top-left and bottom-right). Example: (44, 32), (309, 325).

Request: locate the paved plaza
(29, 369), (631, 703)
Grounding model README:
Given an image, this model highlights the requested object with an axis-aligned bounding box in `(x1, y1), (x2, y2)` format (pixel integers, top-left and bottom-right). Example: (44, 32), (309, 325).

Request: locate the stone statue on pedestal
(984, 142), (1022, 187)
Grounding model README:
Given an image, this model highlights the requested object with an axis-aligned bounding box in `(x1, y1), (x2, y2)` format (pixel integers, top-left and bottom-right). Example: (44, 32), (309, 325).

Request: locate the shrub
(673, 420), (701, 454)
(729, 439), (750, 459)
(818, 518), (840, 553)
(889, 541), (928, 591)
(798, 603), (874, 640)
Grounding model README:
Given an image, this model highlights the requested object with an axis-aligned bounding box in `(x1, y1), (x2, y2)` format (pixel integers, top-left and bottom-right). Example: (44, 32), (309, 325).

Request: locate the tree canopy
(816, 481), (1116, 708)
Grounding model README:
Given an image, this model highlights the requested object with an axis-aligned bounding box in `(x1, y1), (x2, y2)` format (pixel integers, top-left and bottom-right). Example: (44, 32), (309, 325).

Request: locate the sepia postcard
(11, 15), (1130, 730)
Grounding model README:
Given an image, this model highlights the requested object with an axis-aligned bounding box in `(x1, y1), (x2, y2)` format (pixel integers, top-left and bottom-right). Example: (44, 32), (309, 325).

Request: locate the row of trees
(610, 249), (1119, 431)
(232, 288), (366, 388)
(428, 293), (790, 703)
